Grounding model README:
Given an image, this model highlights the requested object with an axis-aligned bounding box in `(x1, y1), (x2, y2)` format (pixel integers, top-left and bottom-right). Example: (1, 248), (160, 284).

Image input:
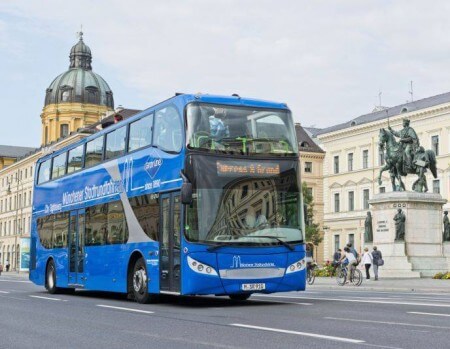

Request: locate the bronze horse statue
(378, 128), (437, 192)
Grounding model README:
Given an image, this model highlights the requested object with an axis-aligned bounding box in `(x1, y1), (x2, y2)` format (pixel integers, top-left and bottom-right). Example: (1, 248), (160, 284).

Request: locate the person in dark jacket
(331, 249), (342, 277)
(371, 246), (383, 280)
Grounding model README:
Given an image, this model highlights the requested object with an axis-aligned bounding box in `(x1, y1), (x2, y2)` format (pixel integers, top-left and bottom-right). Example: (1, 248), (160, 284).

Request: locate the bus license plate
(242, 283), (266, 291)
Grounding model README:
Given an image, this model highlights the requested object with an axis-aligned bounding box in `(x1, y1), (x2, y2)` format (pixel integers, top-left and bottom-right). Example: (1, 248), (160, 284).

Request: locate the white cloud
(1, 0), (450, 146)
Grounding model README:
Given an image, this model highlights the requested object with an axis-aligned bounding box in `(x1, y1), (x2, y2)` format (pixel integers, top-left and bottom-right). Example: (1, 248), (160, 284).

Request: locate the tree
(302, 181), (323, 246)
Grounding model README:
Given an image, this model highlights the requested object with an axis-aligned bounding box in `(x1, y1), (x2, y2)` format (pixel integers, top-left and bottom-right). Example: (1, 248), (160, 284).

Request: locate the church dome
(44, 32), (114, 108)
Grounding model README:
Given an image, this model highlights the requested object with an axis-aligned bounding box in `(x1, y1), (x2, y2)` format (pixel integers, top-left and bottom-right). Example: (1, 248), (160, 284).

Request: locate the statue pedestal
(369, 192), (447, 277)
(444, 242), (450, 269)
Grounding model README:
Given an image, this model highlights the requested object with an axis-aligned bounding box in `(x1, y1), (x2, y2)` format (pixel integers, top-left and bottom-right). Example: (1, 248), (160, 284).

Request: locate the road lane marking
(254, 294), (450, 308)
(96, 305), (154, 314)
(0, 291), (10, 294)
(324, 317), (450, 330)
(0, 279), (31, 283)
(230, 323), (365, 343)
(408, 312), (450, 317)
(29, 295), (67, 301)
(251, 299), (313, 306)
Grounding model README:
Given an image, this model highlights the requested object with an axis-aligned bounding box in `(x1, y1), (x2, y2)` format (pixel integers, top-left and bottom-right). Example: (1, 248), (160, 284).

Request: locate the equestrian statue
(378, 118), (437, 192)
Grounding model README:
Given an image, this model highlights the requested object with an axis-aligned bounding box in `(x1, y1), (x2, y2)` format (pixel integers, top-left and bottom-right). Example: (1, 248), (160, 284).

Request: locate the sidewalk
(0, 271), (29, 280)
(310, 276), (450, 293)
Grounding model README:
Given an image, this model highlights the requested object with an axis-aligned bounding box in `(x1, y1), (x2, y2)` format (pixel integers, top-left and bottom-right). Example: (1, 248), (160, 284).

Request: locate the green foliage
(302, 181), (323, 246)
(432, 272), (450, 279)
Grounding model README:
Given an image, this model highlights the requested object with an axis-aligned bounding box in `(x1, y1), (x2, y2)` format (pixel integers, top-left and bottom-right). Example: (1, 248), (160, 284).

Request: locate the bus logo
(144, 150), (163, 179)
(230, 256), (242, 268)
(230, 255), (276, 269)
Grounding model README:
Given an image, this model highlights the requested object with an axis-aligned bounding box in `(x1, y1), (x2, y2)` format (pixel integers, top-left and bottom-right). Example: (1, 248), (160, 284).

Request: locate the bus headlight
(285, 258), (306, 274)
(187, 256), (218, 276)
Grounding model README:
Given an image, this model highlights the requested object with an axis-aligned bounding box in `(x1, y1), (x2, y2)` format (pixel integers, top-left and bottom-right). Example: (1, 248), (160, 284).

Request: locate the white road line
(230, 323), (364, 344)
(0, 279), (31, 283)
(324, 317), (450, 330)
(0, 291), (10, 294)
(251, 299), (313, 306)
(29, 295), (67, 301)
(408, 312), (450, 317)
(96, 305), (154, 314)
(254, 294), (450, 308)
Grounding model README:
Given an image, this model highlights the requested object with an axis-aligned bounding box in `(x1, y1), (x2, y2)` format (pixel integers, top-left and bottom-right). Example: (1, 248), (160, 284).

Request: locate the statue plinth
(368, 192), (448, 277)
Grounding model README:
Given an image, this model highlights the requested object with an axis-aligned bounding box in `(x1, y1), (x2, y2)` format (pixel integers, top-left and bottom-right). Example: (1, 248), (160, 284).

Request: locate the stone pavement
(310, 275), (450, 293)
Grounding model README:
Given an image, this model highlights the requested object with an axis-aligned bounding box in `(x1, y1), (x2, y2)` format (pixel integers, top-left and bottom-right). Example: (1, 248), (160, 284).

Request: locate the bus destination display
(216, 160), (280, 177)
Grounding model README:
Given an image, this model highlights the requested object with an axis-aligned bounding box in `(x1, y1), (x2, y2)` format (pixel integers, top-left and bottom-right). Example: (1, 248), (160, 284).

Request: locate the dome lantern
(69, 31), (92, 70)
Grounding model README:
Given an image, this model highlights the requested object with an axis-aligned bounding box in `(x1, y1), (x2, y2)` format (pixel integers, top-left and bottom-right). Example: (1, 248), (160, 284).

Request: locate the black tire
(45, 260), (60, 294)
(307, 269), (316, 285)
(336, 266), (346, 286)
(229, 294), (251, 301)
(352, 269), (363, 286)
(131, 257), (153, 304)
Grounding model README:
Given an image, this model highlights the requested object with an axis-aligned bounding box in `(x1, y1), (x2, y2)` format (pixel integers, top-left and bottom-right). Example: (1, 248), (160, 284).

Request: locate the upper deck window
(186, 104), (297, 155)
(154, 106), (182, 153)
(37, 159), (51, 184)
(128, 114), (153, 152)
(85, 136), (104, 168)
(105, 126), (127, 159)
(67, 144), (84, 174)
(52, 152), (67, 179)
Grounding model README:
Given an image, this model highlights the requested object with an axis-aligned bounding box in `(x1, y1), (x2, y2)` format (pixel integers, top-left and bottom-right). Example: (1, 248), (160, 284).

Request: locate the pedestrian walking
(371, 246), (383, 280)
(5, 260), (10, 272)
(362, 247), (373, 279)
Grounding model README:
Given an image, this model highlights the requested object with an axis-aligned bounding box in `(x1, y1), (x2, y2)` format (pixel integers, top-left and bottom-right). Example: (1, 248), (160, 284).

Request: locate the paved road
(0, 276), (449, 349)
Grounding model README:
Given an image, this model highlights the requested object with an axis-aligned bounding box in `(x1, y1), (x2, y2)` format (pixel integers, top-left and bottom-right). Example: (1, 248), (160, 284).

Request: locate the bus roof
(36, 93), (290, 164)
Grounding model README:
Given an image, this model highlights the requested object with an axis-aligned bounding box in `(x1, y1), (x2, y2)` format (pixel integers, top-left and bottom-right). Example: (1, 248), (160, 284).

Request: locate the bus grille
(219, 268), (285, 279)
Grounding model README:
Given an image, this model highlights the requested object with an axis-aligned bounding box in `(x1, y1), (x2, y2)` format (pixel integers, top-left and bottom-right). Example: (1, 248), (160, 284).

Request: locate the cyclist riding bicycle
(339, 246), (357, 283)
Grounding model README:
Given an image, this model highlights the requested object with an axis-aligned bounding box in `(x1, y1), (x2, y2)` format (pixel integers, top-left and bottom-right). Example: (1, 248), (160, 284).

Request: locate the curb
(309, 285), (450, 294)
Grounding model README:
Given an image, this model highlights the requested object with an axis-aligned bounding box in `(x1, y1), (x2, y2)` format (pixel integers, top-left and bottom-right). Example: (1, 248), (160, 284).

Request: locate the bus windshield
(186, 104), (298, 156)
(185, 167), (303, 246)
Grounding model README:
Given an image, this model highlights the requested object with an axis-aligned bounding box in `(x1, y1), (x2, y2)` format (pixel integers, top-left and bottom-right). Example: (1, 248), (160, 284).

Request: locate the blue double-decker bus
(29, 93), (306, 303)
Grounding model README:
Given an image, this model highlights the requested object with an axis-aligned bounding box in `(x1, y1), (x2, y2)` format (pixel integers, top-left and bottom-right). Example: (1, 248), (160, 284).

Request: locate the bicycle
(336, 262), (362, 286)
(306, 262), (316, 285)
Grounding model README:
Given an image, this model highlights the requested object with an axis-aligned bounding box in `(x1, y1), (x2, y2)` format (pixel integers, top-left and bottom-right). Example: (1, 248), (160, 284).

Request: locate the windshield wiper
(255, 236), (295, 251)
(206, 241), (246, 252)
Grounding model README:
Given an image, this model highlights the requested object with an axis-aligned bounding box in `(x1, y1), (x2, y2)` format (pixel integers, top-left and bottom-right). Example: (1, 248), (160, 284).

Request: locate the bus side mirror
(181, 182), (193, 205)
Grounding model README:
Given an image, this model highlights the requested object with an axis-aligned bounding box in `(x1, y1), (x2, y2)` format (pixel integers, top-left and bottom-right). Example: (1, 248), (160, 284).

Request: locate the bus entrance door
(68, 210), (86, 287)
(159, 192), (181, 293)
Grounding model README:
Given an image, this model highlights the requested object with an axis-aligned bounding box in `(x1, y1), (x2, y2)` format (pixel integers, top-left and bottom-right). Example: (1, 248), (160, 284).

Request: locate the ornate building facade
(41, 32), (114, 146)
(0, 34), (116, 270)
(296, 125), (325, 263)
(315, 93), (450, 260)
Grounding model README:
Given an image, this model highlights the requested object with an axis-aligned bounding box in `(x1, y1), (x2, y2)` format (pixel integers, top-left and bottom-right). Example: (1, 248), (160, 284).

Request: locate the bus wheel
(45, 260), (59, 294)
(229, 294), (251, 301)
(132, 257), (152, 304)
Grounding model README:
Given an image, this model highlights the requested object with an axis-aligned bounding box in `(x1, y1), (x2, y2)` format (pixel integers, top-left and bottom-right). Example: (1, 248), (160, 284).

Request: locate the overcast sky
(1, 1), (450, 147)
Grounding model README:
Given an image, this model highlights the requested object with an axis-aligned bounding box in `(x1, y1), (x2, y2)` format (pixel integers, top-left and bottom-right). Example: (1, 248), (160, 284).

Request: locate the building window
(304, 162), (312, 173)
(363, 189), (370, 209)
(306, 187), (313, 197)
(60, 124), (69, 138)
(334, 235), (340, 252)
(433, 179), (440, 194)
(242, 185), (248, 199)
(347, 153), (353, 172)
(379, 149), (385, 166)
(348, 191), (354, 211)
(348, 233), (355, 246)
(334, 193), (340, 212)
(334, 156), (339, 174)
(379, 186), (385, 193)
(431, 135), (439, 156)
(363, 149), (369, 169)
